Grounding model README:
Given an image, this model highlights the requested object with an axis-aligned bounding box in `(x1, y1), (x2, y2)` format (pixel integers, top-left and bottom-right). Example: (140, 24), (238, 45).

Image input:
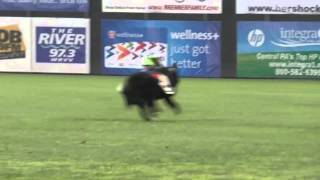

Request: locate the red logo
(108, 31), (116, 39)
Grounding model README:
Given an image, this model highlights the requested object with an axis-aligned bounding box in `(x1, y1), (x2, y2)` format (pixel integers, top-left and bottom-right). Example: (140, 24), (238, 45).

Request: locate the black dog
(119, 64), (181, 121)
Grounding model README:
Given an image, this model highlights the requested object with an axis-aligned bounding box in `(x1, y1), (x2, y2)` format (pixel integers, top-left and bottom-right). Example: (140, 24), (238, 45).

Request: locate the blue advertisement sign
(0, 0), (88, 12)
(36, 27), (86, 64)
(238, 21), (320, 78)
(101, 19), (221, 77)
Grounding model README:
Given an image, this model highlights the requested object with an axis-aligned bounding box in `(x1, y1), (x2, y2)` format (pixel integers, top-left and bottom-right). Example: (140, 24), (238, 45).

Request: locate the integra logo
(108, 30), (144, 39)
(271, 28), (320, 47)
(170, 29), (220, 40)
(0, 25), (26, 60)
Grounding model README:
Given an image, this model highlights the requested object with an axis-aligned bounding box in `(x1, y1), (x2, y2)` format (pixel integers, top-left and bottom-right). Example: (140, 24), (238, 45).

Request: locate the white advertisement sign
(237, 0), (320, 14)
(102, 0), (222, 14)
(32, 18), (90, 74)
(0, 17), (32, 72)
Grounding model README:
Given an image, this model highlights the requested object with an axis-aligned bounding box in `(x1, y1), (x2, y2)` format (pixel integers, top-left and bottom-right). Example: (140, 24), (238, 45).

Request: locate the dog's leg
(137, 102), (151, 121)
(164, 96), (181, 114)
(147, 99), (160, 118)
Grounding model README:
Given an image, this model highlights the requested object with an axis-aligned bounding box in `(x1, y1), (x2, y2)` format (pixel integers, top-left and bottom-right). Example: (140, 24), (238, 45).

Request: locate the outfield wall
(0, 17), (90, 74)
(1, 0), (320, 79)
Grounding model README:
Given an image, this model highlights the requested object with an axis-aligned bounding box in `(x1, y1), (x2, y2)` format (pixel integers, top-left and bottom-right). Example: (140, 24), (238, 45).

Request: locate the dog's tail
(116, 83), (124, 92)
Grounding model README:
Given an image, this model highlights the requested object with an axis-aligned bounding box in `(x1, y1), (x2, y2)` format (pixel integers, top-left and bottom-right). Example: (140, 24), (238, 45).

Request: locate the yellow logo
(0, 24), (26, 60)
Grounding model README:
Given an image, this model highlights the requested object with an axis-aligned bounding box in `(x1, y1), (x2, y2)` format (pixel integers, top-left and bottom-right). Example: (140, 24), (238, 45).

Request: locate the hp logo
(248, 29), (265, 47)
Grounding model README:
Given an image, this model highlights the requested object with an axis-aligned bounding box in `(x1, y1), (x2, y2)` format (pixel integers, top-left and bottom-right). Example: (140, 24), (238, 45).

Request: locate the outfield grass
(0, 73), (319, 180)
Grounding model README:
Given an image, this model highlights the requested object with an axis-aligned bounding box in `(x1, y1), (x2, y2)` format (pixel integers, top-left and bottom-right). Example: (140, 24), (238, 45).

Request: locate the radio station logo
(36, 27), (86, 64)
(0, 24), (26, 60)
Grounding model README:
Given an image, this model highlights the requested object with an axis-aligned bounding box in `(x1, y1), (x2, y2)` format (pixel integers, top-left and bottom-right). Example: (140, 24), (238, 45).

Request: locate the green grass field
(0, 73), (319, 180)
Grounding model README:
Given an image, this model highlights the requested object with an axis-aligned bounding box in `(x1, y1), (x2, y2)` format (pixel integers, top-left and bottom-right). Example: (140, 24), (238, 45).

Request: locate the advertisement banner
(238, 21), (320, 78)
(0, 0), (88, 12)
(32, 18), (90, 74)
(102, 19), (221, 77)
(237, 0), (320, 14)
(102, 0), (222, 14)
(0, 17), (32, 72)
